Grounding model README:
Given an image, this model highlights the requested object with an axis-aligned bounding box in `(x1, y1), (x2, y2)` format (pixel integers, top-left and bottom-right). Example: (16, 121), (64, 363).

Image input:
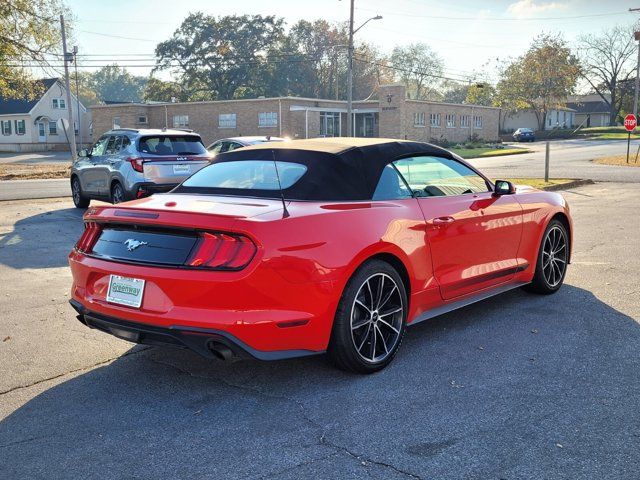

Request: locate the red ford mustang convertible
(69, 138), (572, 373)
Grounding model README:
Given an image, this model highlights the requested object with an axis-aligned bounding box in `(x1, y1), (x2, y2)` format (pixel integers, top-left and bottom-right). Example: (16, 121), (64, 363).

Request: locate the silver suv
(70, 128), (211, 208)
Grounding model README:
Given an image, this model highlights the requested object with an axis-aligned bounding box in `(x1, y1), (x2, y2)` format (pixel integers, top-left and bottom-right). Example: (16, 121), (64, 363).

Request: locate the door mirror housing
(78, 148), (91, 158)
(494, 180), (516, 195)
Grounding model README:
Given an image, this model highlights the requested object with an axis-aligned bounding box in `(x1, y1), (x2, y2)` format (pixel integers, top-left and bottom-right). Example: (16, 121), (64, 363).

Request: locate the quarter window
(429, 113), (441, 127)
(48, 121), (58, 135)
(173, 115), (189, 128)
(219, 113), (237, 129)
(413, 112), (425, 127)
(258, 112), (278, 128)
(1, 120), (11, 135)
(372, 165), (413, 200)
(393, 156), (489, 197)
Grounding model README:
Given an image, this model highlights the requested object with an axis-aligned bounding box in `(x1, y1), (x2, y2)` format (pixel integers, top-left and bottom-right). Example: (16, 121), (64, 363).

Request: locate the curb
(541, 179), (594, 191)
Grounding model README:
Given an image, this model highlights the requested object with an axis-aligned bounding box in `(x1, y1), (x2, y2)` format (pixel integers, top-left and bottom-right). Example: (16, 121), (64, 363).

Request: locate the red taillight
(128, 157), (144, 173)
(188, 232), (257, 270)
(75, 222), (102, 253)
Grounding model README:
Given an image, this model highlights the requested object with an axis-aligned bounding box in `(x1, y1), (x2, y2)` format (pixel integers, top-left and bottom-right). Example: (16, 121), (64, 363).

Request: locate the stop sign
(624, 114), (637, 132)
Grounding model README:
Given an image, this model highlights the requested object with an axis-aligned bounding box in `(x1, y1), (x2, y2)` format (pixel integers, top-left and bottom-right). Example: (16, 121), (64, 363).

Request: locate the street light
(346, 0), (382, 137)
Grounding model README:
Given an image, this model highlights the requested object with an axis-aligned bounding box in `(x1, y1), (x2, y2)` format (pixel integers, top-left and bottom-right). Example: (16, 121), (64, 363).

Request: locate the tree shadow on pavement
(0, 207), (84, 269)
(1, 285), (639, 480)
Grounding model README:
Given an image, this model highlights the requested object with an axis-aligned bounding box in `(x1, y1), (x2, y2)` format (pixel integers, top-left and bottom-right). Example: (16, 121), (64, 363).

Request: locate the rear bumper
(70, 299), (323, 361)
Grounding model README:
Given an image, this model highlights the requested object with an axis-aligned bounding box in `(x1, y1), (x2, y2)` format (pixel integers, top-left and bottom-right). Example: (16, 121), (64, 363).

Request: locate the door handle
(431, 216), (455, 225)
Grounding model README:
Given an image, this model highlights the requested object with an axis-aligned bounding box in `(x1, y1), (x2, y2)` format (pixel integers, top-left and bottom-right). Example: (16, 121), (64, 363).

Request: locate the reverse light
(188, 232), (257, 270)
(75, 222), (102, 253)
(128, 157), (145, 173)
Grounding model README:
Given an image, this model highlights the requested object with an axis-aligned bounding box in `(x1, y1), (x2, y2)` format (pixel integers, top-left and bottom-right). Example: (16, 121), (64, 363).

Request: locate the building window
(446, 114), (456, 128)
(49, 121), (58, 135)
(52, 98), (66, 109)
(15, 120), (25, 135)
(173, 115), (189, 128)
(1, 120), (11, 135)
(320, 112), (340, 136)
(219, 113), (237, 129)
(112, 117), (121, 129)
(474, 115), (483, 129)
(460, 115), (471, 128)
(413, 112), (425, 127)
(429, 113), (441, 128)
(258, 112), (278, 128)
(137, 115), (148, 124)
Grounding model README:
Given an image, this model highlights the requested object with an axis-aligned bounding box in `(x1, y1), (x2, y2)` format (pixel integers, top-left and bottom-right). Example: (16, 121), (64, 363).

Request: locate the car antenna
(271, 150), (290, 219)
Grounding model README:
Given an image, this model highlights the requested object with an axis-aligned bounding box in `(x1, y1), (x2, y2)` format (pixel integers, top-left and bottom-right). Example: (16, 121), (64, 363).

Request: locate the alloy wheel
(542, 225), (567, 287)
(72, 179), (81, 205)
(350, 273), (404, 363)
(112, 184), (124, 204)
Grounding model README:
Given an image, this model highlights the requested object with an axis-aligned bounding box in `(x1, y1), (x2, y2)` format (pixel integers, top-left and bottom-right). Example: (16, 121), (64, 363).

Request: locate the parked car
(69, 138), (572, 373)
(513, 128), (535, 142)
(207, 136), (285, 155)
(70, 128), (211, 208)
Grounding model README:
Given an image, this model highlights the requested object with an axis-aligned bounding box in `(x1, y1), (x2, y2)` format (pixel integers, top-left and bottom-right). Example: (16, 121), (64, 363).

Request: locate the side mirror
(494, 180), (516, 195)
(78, 148), (91, 158)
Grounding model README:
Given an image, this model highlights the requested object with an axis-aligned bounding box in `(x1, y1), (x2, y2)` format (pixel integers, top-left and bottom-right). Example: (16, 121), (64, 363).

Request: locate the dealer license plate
(106, 275), (145, 308)
(173, 164), (190, 175)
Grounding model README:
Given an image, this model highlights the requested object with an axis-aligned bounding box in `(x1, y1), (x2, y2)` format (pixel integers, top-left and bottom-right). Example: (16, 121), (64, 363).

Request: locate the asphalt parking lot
(1, 182), (639, 479)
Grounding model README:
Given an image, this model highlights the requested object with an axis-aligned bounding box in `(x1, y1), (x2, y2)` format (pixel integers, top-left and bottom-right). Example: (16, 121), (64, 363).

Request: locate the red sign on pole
(624, 114), (637, 132)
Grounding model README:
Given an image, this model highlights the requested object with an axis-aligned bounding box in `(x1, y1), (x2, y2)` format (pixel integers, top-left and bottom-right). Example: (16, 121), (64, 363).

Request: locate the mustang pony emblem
(124, 239), (148, 251)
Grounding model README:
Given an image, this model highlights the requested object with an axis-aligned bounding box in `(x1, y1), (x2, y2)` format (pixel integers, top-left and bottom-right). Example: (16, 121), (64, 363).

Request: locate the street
(1, 181), (639, 479)
(1, 138), (639, 202)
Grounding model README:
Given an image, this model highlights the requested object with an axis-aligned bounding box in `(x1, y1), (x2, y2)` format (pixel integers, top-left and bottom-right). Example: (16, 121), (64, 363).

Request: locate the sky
(61, 0), (640, 89)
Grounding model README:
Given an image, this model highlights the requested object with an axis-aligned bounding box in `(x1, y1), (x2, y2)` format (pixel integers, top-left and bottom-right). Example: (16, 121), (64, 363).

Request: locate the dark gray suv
(70, 128), (211, 208)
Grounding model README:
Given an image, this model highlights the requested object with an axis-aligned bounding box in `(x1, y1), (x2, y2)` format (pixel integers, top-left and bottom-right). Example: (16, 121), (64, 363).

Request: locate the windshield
(181, 160), (307, 190)
(138, 136), (207, 156)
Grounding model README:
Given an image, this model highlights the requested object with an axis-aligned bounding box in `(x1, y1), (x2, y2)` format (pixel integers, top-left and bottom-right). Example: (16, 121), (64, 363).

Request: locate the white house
(0, 78), (92, 152)
(501, 107), (576, 132)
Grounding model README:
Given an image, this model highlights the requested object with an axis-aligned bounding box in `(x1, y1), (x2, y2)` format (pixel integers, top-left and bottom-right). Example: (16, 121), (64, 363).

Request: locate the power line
(356, 6), (629, 22)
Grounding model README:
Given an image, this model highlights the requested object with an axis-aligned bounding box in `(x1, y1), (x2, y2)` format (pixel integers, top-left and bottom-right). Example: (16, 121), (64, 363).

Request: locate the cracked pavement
(1, 183), (639, 479)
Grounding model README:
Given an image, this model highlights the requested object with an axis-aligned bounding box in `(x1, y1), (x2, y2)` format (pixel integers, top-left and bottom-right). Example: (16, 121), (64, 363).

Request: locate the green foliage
(90, 65), (146, 102)
(390, 43), (444, 100)
(496, 34), (581, 130)
(154, 13), (286, 100)
(0, 0), (69, 99)
(465, 83), (496, 106)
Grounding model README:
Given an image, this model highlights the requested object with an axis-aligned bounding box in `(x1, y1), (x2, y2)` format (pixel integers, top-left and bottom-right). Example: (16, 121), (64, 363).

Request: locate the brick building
(90, 84), (499, 145)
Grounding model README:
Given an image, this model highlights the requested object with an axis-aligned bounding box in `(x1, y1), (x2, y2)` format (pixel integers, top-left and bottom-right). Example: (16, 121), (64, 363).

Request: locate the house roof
(566, 101), (610, 114)
(0, 78), (58, 115)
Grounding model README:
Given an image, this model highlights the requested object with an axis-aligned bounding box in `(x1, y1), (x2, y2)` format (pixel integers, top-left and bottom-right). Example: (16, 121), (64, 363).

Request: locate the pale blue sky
(63, 0), (639, 88)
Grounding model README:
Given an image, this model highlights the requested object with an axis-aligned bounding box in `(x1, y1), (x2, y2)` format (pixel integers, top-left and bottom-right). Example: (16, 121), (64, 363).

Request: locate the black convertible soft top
(174, 138), (461, 201)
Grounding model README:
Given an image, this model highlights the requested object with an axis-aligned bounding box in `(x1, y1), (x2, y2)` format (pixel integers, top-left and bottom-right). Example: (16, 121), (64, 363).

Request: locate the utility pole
(630, 9), (640, 121)
(346, 0), (355, 138)
(73, 45), (82, 150)
(60, 15), (77, 162)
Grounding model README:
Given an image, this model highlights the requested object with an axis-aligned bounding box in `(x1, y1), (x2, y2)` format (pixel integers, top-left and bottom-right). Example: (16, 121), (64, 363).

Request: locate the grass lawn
(451, 147), (531, 159)
(594, 154), (640, 167)
(0, 164), (69, 181)
(505, 178), (576, 190)
(586, 132), (640, 140)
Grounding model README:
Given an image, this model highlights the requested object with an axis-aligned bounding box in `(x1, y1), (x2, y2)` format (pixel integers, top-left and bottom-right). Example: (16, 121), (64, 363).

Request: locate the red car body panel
(69, 140), (572, 359)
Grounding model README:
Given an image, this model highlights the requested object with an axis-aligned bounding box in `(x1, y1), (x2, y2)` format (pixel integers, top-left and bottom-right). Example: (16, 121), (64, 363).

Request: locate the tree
(465, 83), (496, 106)
(389, 43), (444, 100)
(579, 25), (637, 125)
(154, 13), (286, 100)
(496, 34), (581, 130)
(143, 78), (185, 102)
(89, 64), (146, 103)
(0, 0), (68, 99)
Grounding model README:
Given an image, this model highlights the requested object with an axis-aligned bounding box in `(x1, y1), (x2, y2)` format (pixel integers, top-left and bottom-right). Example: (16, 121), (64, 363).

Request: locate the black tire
(327, 259), (408, 374)
(71, 176), (90, 208)
(110, 181), (125, 204)
(524, 219), (569, 295)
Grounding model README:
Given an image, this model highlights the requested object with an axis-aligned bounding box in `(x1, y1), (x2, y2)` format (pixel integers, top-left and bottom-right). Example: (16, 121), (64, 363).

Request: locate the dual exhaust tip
(207, 341), (234, 361)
